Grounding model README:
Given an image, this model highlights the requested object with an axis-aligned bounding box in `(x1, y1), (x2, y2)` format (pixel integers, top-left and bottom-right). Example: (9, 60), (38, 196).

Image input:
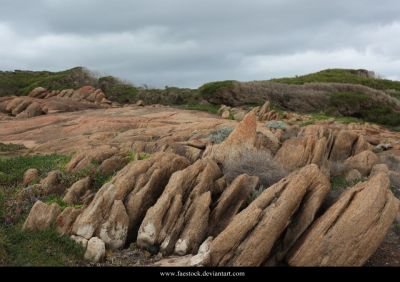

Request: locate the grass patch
(0, 153), (87, 266)
(300, 112), (362, 127)
(272, 68), (400, 92)
(44, 195), (82, 210)
(177, 103), (220, 114)
(331, 175), (362, 191)
(0, 226), (84, 266)
(0, 154), (70, 187)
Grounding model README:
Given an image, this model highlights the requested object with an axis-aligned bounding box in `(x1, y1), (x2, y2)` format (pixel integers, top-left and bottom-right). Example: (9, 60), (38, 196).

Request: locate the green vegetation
(361, 105), (400, 127)
(0, 154), (70, 187)
(0, 67), (97, 97)
(177, 103), (220, 114)
(272, 68), (400, 92)
(0, 143), (26, 153)
(0, 153), (92, 265)
(45, 195), (82, 210)
(98, 76), (139, 104)
(0, 226), (84, 266)
(331, 176), (362, 191)
(329, 91), (368, 108)
(199, 80), (236, 99)
(300, 112), (362, 127)
(208, 127), (234, 144)
(128, 151), (152, 162)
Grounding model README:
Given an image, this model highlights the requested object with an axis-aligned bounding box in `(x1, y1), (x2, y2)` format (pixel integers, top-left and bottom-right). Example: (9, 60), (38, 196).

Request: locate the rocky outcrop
(65, 146), (119, 172)
(97, 155), (129, 175)
(56, 207), (82, 235)
(28, 86), (112, 106)
(154, 237), (213, 267)
(23, 168), (39, 186)
(288, 172), (399, 266)
(0, 86), (112, 119)
(137, 159), (223, 256)
(274, 126), (374, 173)
(84, 237), (106, 263)
(22, 201), (62, 231)
(207, 174), (259, 237)
(208, 164), (330, 266)
(204, 111), (278, 163)
(63, 177), (92, 205)
(344, 150), (379, 176)
(98, 200), (129, 250)
(71, 153), (190, 245)
(40, 170), (64, 195)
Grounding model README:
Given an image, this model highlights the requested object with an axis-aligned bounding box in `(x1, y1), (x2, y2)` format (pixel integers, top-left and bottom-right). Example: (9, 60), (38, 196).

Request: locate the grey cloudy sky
(1, 0), (400, 87)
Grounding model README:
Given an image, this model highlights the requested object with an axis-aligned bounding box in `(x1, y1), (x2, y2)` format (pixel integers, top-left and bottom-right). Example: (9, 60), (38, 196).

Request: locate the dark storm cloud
(1, 0), (400, 87)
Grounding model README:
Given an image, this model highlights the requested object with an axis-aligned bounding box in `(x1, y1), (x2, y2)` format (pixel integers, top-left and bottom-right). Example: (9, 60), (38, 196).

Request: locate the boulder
(21, 102), (44, 118)
(329, 130), (359, 161)
(208, 174), (259, 237)
(84, 237), (106, 263)
(63, 177), (92, 205)
(12, 98), (32, 116)
(154, 237), (213, 267)
(98, 200), (129, 250)
(22, 201), (61, 231)
(23, 168), (39, 186)
(221, 110), (230, 119)
(137, 159), (223, 256)
(40, 170), (63, 194)
(136, 100), (145, 106)
(28, 87), (48, 98)
(71, 153), (189, 242)
(344, 150), (379, 176)
(204, 111), (257, 164)
(274, 135), (330, 172)
(233, 110), (246, 121)
(288, 172), (400, 266)
(208, 164), (330, 266)
(56, 207), (82, 235)
(254, 129), (280, 155)
(370, 164), (390, 176)
(257, 101), (271, 121)
(345, 169), (362, 183)
(65, 145), (119, 172)
(71, 235), (88, 249)
(97, 155), (129, 175)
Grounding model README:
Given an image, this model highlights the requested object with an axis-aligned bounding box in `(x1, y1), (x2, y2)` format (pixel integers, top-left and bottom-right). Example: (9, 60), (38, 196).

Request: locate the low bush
(222, 149), (288, 188)
(199, 80), (236, 99)
(208, 127), (234, 144)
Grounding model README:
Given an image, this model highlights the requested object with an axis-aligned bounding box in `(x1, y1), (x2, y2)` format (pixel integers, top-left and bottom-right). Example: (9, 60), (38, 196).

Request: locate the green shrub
(329, 91), (368, 109)
(208, 127), (234, 144)
(223, 149), (288, 188)
(199, 80), (236, 99)
(99, 76), (139, 103)
(178, 103), (220, 114)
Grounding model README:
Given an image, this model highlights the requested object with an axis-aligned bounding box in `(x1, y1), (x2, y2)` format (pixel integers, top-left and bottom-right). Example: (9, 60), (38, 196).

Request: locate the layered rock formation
(0, 86), (112, 118)
(288, 172), (399, 266)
